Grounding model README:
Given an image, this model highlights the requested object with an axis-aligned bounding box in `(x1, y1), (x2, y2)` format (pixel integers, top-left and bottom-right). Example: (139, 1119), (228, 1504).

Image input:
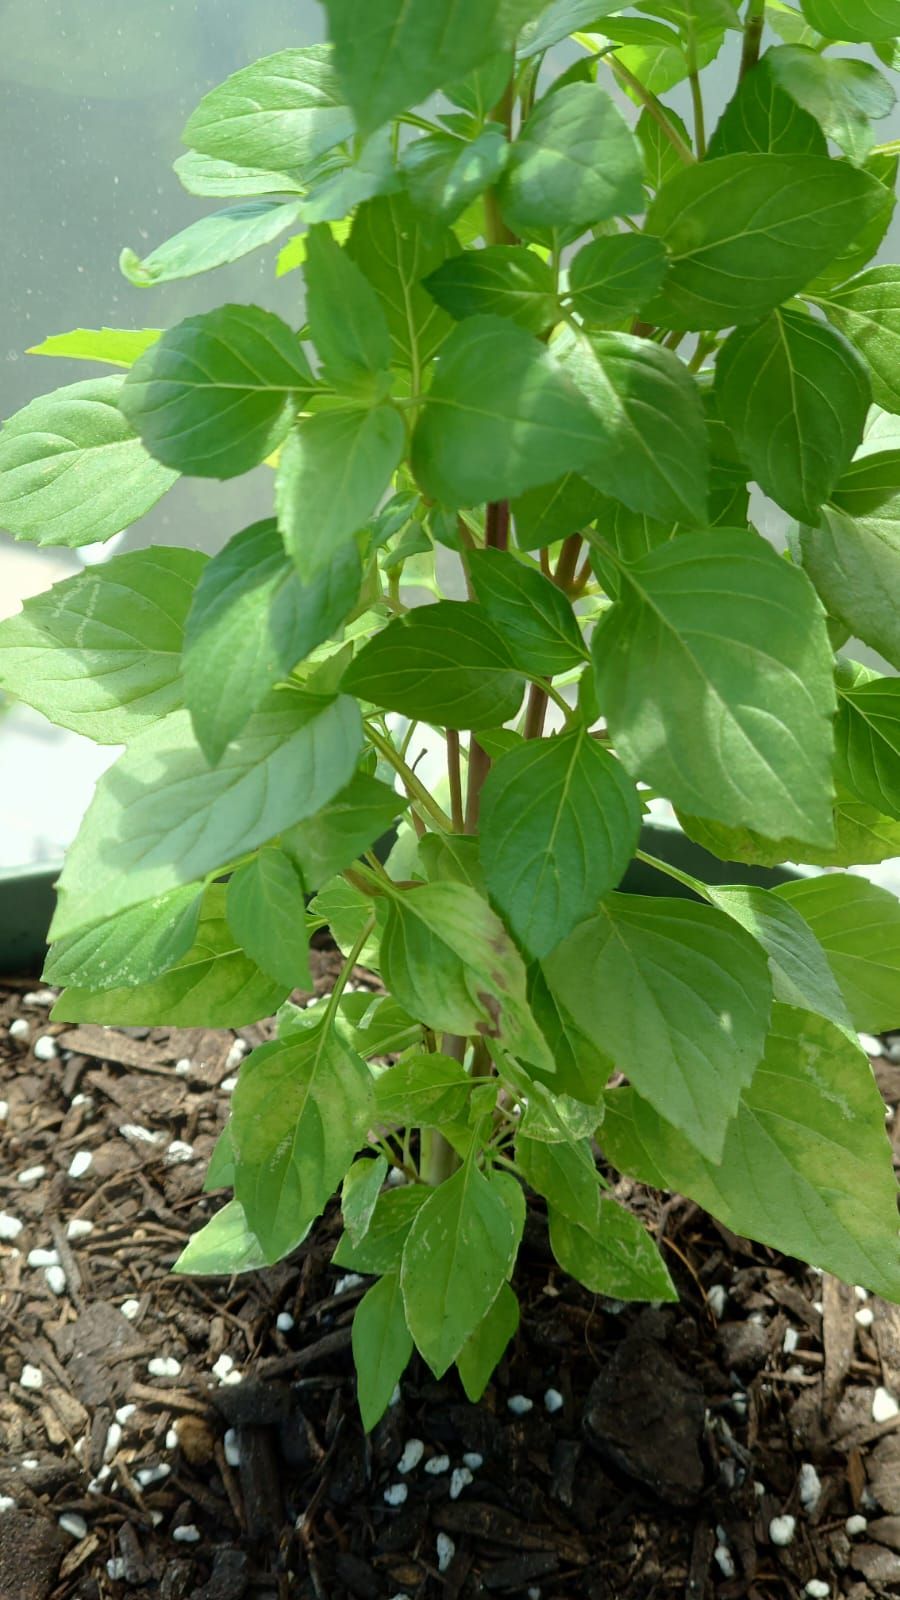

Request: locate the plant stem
(420, 1127), (460, 1185)
(365, 721), (453, 832)
(634, 848), (710, 900)
(465, 738), (491, 831)
(446, 729), (464, 831)
(608, 58), (695, 164)
(554, 533), (583, 592)
(485, 499), (510, 551)
(524, 683), (548, 740)
(686, 32), (706, 159)
(324, 915), (376, 1030)
(740, 0), (765, 81)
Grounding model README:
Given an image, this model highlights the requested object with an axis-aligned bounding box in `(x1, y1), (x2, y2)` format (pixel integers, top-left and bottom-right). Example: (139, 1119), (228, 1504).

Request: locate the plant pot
(0, 860), (63, 976)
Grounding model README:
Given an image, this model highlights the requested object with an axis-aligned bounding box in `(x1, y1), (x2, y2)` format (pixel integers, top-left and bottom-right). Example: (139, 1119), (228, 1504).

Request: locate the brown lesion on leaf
(475, 991), (502, 1039)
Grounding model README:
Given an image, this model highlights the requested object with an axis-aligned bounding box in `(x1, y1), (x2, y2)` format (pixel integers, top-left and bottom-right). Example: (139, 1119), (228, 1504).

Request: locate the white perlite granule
(383, 1483), (408, 1507)
(58, 1513), (87, 1539)
(769, 1515), (796, 1547)
(873, 1387), (900, 1422)
(397, 1440), (424, 1474)
(147, 1357), (181, 1378)
(436, 1532), (455, 1574)
(20, 1364), (43, 1391)
(798, 1462), (822, 1514)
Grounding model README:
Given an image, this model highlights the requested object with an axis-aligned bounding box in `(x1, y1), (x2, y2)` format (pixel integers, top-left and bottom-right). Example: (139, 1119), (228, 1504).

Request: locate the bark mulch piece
(3, 977), (900, 1599)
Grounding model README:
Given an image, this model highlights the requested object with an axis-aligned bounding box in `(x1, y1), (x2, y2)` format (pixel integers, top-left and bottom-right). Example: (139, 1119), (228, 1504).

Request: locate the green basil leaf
(800, 505), (900, 671)
(567, 234), (669, 325)
(342, 1155), (390, 1248)
(380, 881), (554, 1072)
(120, 200), (304, 287)
(606, 15), (725, 96)
(344, 601), (525, 729)
(231, 1017), (374, 1261)
(512, 473), (606, 550)
(182, 46), (353, 171)
(411, 315), (604, 508)
(774, 873), (900, 1032)
(333, 1187), (430, 1273)
(299, 128), (401, 223)
(798, 0), (900, 42)
(831, 449), (900, 516)
(322, 0), (548, 135)
(173, 1200), (268, 1277)
(559, 328), (710, 526)
(705, 884), (853, 1029)
(805, 150), (897, 296)
(347, 195), (458, 373)
(715, 307), (870, 522)
(283, 773), (403, 888)
(518, 0), (629, 56)
(0, 547), (204, 742)
(603, 1005), (900, 1298)
(455, 1282), (520, 1403)
(467, 547), (586, 675)
(594, 529), (836, 845)
(835, 671), (900, 820)
(498, 83), (644, 234)
(276, 406), (404, 584)
(120, 305), (313, 478)
(173, 149), (307, 198)
(768, 45), (895, 166)
(0, 376), (178, 547)
(527, 965), (614, 1102)
(310, 876), (387, 973)
(52, 885), (288, 1027)
(353, 1273), (413, 1432)
(424, 245), (558, 335)
(374, 1054), (472, 1126)
(203, 1125), (236, 1193)
(400, 1163), (522, 1377)
(481, 732), (642, 958)
(548, 1200), (677, 1299)
(643, 154), (886, 330)
(226, 846), (311, 990)
(183, 519), (361, 766)
(815, 266), (900, 416)
(303, 225), (393, 391)
(27, 328), (163, 367)
(707, 53), (827, 157)
(52, 692), (361, 940)
(516, 1128), (600, 1224)
(637, 105), (694, 191)
(44, 884), (204, 992)
(678, 785), (900, 869)
(544, 892), (772, 1162)
(401, 127), (509, 225)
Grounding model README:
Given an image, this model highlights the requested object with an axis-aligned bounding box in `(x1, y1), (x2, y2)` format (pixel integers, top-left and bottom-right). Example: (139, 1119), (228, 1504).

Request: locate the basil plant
(3, 0), (900, 1428)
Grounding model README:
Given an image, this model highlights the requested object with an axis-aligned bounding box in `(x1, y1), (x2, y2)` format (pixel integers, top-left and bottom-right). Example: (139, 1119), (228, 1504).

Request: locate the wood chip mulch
(3, 971), (900, 1600)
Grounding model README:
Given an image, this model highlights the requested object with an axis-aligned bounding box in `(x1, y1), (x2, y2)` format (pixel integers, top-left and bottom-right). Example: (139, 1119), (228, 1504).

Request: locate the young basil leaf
(605, 15), (725, 97)
(333, 1187), (430, 1274)
(322, 0), (548, 136)
(705, 884), (853, 1030)
(173, 1200), (268, 1277)
(410, 316), (605, 507)
(342, 1155), (390, 1248)
(0, 376), (178, 547)
(183, 520), (361, 766)
(173, 149), (307, 199)
(715, 307), (870, 522)
(800, 505), (900, 672)
(567, 235), (669, 325)
(511, 473), (606, 550)
(182, 46), (354, 171)
(44, 884), (204, 992)
(120, 305), (314, 478)
(516, 1128), (600, 1224)
(467, 547), (586, 675)
(120, 199), (305, 286)
(774, 873), (900, 1032)
(52, 885), (289, 1027)
(310, 876), (387, 973)
(226, 846), (312, 990)
(303, 225), (393, 391)
(400, 1163), (522, 1377)
(814, 266), (900, 416)
(526, 965), (614, 1102)
(374, 1054), (472, 1127)
(0, 547), (204, 743)
(517, 0), (629, 56)
(455, 1282), (520, 1403)
(344, 601), (526, 729)
(643, 154), (886, 330)
(559, 328), (710, 526)
(51, 693), (362, 940)
(347, 194), (458, 372)
(498, 83), (644, 234)
(548, 1200), (677, 1299)
(831, 449), (900, 517)
(594, 530), (837, 845)
(480, 732), (642, 958)
(299, 128), (402, 223)
(276, 406), (404, 584)
(27, 327), (163, 367)
(603, 1005), (900, 1298)
(352, 1273), (413, 1432)
(835, 671), (900, 820)
(401, 127), (509, 225)
(637, 105), (694, 191)
(767, 46), (895, 166)
(282, 773), (404, 889)
(798, 0), (900, 43)
(424, 245), (558, 335)
(230, 1017), (374, 1262)
(706, 52), (827, 158)
(544, 892), (772, 1163)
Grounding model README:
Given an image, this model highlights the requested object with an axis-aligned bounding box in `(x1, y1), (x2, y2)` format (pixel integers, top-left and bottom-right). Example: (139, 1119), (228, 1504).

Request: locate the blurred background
(1, 2), (898, 880)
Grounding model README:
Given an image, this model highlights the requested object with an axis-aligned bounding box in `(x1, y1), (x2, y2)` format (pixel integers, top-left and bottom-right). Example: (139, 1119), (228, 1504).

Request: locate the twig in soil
(257, 1327), (352, 1378)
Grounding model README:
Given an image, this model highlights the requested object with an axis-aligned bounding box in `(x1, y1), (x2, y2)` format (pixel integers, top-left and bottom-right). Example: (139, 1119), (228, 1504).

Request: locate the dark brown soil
(3, 970), (900, 1600)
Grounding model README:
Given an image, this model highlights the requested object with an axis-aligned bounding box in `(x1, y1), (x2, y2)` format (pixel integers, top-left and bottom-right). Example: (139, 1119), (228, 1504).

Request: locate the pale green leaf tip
(119, 246), (158, 288)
